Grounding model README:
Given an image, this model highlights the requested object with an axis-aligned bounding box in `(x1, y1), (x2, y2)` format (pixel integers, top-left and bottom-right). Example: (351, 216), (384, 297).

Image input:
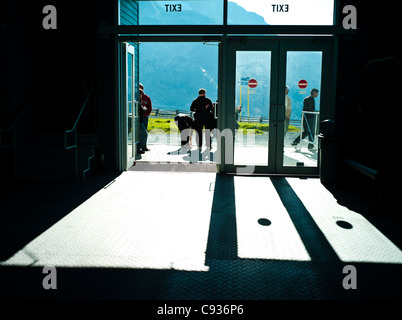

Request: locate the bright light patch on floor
(286, 178), (402, 264)
(283, 146), (317, 167)
(234, 146), (269, 167)
(1, 172), (215, 271)
(235, 176), (311, 261)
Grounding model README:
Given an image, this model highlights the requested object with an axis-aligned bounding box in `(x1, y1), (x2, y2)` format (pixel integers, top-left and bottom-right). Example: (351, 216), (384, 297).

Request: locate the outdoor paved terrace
(134, 131), (318, 167)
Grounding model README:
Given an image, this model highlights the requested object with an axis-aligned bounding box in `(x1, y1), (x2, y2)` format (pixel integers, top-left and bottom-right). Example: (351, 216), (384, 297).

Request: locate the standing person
(208, 100), (217, 132)
(284, 85), (292, 136)
(190, 88), (214, 150)
(207, 100), (217, 147)
(235, 105), (242, 131)
(138, 88), (152, 154)
(291, 88), (319, 149)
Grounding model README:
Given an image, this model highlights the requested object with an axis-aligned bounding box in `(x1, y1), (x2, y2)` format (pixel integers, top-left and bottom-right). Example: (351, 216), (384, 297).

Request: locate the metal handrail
(149, 108), (305, 127)
(64, 86), (95, 149)
(298, 111), (320, 152)
(0, 84), (42, 148)
(64, 86), (95, 181)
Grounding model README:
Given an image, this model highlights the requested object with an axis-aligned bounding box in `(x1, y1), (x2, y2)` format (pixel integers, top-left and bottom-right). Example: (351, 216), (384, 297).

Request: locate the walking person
(291, 88), (319, 149)
(190, 88), (214, 150)
(138, 87), (152, 154)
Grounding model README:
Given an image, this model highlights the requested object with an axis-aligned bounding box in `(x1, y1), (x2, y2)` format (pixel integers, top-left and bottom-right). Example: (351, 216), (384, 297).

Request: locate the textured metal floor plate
(129, 161), (217, 172)
(286, 178), (402, 264)
(234, 176), (311, 261)
(1, 172), (215, 271)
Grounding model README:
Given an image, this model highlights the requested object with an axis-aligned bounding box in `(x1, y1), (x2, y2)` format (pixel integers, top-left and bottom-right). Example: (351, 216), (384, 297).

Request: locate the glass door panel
(234, 51), (271, 167)
(127, 49), (134, 161)
(124, 43), (136, 169)
(283, 51), (322, 168)
(223, 38), (332, 175)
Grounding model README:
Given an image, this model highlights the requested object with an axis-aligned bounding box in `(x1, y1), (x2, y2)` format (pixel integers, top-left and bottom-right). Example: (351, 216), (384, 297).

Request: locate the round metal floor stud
(258, 218), (271, 226)
(336, 220), (353, 229)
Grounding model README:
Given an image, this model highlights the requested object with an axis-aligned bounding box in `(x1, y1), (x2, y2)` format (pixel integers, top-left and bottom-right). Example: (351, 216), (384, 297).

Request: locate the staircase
(1, 83), (97, 182)
(19, 133), (98, 181)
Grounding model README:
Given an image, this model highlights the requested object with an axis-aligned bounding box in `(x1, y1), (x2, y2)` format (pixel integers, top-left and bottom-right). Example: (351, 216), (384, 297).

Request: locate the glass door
(222, 39), (280, 174)
(276, 40), (334, 175)
(234, 51), (272, 168)
(221, 38), (333, 175)
(122, 43), (138, 170)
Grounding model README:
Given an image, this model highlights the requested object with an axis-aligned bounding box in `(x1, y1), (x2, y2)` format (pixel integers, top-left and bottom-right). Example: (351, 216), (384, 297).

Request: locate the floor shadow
(270, 177), (340, 263)
(204, 175), (347, 265)
(205, 173), (237, 262)
(182, 149), (216, 163)
(322, 175), (402, 250)
(166, 147), (190, 155)
(0, 173), (401, 300)
(0, 171), (122, 261)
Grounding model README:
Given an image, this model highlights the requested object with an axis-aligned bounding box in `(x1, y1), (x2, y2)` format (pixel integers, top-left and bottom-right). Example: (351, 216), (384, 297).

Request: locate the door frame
(120, 42), (138, 170)
(218, 36), (336, 176)
(116, 36), (336, 175)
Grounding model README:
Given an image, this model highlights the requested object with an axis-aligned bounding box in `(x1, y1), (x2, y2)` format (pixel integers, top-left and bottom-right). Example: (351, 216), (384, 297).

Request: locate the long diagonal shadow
(204, 174), (341, 264)
(270, 177), (340, 263)
(205, 173), (237, 262)
(202, 174), (345, 299)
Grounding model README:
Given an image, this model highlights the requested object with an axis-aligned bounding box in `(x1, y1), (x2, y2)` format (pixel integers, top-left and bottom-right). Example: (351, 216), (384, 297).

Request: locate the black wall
(336, 1), (402, 119)
(2, 1), (97, 131)
(332, 1), (402, 209)
(1, 0), (118, 178)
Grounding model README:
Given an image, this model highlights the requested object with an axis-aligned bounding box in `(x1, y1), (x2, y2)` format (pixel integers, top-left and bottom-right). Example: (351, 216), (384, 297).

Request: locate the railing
(0, 84), (44, 177)
(0, 84), (42, 149)
(298, 111), (320, 151)
(150, 108), (188, 117)
(64, 86), (95, 181)
(149, 107), (303, 129)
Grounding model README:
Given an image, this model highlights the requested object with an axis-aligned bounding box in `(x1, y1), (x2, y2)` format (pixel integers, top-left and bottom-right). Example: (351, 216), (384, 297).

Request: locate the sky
(229, 0), (334, 25)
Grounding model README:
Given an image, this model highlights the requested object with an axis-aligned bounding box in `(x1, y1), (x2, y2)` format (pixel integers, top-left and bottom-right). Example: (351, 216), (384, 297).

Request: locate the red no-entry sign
(298, 79), (308, 89)
(248, 79), (258, 88)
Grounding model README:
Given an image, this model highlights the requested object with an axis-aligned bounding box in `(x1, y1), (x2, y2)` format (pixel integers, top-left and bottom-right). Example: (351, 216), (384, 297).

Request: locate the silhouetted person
(284, 85), (291, 136)
(174, 113), (194, 148)
(291, 88), (319, 149)
(138, 88), (152, 154)
(190, 88), (214, 150)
